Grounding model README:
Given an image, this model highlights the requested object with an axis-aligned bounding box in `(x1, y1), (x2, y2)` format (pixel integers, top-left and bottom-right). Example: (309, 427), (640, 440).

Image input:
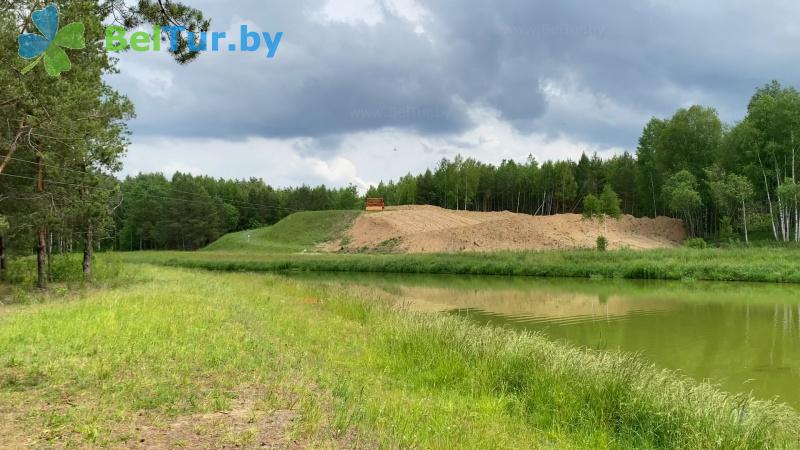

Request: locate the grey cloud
(109, 0), (800, 151)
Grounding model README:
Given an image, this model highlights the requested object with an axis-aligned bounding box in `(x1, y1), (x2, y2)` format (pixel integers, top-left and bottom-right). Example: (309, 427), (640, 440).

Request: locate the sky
(110, 0), (800, 192)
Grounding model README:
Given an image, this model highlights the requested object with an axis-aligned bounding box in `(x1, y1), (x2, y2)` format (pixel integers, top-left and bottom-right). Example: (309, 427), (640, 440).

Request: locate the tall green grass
(125, 246), (800, 283)
(0, 265), (797, 447)
(204, 210), (360, 253)
(2, 254), (136, 295)
(376, 311), (799, 448)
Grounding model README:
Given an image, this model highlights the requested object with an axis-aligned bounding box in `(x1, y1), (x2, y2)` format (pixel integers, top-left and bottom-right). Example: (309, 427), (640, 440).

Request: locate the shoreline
(121, 246), (800, 284)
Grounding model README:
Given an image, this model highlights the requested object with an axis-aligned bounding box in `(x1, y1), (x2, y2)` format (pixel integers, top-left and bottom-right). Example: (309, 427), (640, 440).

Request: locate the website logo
(17, 4), (85, 76)
(105, 26), (283, 59)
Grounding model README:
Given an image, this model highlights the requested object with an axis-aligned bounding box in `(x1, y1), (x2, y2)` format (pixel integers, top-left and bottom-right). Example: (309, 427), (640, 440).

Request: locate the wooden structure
(365, 198), (385, 212)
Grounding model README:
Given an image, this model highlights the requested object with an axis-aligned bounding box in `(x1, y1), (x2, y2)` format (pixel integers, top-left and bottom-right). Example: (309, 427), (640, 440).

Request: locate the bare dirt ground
(337, 205), (686, 253)
(131, 406), (300, 450)
(1, 383), (365, 449)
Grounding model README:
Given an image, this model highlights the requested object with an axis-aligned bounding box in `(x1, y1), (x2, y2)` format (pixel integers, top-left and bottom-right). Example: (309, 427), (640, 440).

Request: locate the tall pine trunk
(47, 232), (53, 282)
(35, 155), (46, 289)
(0, 235), (6, 277)
(36, 230), (46, 289)
(80, 174), (93, 277)
(83, 225), (93, 277)
(650, 174), (657, 217)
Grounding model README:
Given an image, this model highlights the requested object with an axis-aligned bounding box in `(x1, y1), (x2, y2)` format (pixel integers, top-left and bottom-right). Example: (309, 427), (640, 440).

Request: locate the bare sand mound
(337, 205), (686, 253)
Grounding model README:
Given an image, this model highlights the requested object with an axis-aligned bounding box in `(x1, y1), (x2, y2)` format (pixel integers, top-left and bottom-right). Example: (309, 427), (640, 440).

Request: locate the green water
(289, 272), (800, 409)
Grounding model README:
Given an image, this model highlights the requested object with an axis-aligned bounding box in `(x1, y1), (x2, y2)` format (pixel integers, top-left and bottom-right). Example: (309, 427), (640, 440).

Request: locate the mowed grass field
(1, 264), (798, 448)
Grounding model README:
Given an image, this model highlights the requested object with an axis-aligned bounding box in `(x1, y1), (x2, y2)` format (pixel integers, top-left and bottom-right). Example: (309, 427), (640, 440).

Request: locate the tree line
(368, 81), (800, 244)
(115, 173), (361, 251)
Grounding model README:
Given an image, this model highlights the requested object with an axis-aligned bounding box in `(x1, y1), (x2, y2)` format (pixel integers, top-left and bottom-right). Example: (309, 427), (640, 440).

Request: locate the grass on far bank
(124, 245), (800, 284)
(141, 209), (800, 284)
(204, 210), (360, 253)
(0, 263), (798, 448)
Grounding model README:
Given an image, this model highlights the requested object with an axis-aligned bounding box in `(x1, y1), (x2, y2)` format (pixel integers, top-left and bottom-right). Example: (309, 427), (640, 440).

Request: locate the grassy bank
(0, 264), (797, 448)
(204, 210), (360, 253)
(124, 246), (800, 283)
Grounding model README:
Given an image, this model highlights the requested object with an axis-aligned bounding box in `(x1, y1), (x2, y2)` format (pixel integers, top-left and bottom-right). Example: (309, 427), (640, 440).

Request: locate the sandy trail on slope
(336, 205), (686, 253)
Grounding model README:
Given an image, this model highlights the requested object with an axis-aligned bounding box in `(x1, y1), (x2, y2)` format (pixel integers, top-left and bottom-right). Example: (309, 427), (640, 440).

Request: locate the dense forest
(368, 81), (800, 243)
(114, 173), (361, 251)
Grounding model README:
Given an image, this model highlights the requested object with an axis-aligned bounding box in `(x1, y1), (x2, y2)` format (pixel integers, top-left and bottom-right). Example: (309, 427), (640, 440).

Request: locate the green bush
(596, 236), (608, 251)
(600, 185), (623, 219)
(719, 216), (735, 243)
(583, 195), (603, 219)
(684, 238), (709, 249)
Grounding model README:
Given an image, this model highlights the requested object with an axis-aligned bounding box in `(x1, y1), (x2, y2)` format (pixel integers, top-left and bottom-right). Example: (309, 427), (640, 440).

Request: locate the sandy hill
(336, 205), (686, 253)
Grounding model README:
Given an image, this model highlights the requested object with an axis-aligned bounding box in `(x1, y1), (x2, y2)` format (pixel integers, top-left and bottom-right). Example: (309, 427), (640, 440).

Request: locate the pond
(288, 272), (800, 410)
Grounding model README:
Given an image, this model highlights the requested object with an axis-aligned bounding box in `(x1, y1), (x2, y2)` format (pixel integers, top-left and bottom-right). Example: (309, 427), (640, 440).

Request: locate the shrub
(583, 195), (603, 220)
(719, 216), (735, 243)
(684, 238), (708, 249)
(596, 235), (608, 251)
(599, 185), (623, 219)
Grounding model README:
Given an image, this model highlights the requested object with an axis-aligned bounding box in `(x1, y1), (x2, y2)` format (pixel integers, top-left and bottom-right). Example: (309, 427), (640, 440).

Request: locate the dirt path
(337, 205), (685, 253)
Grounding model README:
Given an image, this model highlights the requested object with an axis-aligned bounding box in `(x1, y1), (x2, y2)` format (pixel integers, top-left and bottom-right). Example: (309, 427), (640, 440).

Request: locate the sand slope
(339, 205), (686, 253)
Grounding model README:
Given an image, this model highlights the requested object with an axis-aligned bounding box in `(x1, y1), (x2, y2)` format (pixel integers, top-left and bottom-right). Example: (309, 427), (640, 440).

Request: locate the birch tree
(743, 81), (800, 241)
(663, 171), (703, 236)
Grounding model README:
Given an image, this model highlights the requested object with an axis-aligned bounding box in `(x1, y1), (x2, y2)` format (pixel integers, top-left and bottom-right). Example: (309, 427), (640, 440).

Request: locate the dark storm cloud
(110, 0), (472, 140)
(108, 0), (800, 149)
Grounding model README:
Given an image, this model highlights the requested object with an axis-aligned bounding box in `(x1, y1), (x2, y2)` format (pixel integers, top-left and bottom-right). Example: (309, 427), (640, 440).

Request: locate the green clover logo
(17, 4), (85, 76)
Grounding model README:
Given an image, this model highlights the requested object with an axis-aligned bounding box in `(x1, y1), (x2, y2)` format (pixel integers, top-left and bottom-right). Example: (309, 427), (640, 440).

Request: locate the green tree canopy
(599, 184), (623, 219)
(663, 171), (703, 235)
(582, 194), (602, 220)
